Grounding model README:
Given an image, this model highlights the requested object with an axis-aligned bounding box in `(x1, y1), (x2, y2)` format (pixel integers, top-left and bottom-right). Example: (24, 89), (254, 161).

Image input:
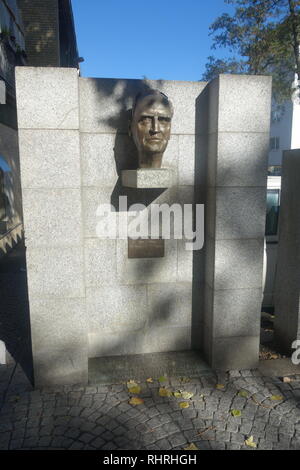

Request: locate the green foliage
(202, 0), (300, 102)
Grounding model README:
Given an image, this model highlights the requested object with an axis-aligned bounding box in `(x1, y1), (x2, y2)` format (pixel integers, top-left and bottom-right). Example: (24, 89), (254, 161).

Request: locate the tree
(202, 0), (300, 102)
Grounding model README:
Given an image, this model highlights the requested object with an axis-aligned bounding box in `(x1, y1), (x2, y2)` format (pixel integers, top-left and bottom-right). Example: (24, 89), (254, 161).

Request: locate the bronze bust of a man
(129, 90), (173, 168)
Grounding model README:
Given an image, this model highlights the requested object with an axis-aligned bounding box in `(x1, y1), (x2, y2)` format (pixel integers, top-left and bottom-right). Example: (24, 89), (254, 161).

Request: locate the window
(265, 189), (280, 237)
(270, 137), (280, 151)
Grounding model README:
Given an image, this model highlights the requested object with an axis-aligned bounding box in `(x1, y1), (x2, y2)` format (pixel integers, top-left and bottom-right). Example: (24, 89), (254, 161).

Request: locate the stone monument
(15, 68), (272, 385)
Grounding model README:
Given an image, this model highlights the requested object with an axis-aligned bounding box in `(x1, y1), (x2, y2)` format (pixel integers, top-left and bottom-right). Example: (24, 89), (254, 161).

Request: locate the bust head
(130, 90), (173, 168)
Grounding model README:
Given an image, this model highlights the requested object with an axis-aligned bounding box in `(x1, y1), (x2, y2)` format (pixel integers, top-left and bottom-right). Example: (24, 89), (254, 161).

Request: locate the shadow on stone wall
(0, 240), (33, 384)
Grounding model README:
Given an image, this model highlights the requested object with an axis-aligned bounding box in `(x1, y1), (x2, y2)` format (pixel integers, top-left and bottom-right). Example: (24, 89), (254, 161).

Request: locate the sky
(72, 0), (235, 82)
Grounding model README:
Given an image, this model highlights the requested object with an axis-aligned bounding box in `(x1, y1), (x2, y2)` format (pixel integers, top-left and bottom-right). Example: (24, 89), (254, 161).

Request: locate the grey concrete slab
(122, 168), (175, 188)
(89, 351), (211, 384)
(15, 67), (79, 130)
(26, 246), (85, 298)
(22, 188), (82, 247)
(18, 129), (81, 189)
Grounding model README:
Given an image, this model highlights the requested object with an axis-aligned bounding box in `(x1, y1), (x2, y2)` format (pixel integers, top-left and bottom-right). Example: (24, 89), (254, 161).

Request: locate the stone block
(122, 168), (174, 188)
(207, 285), (262, 338)
(0, 80), (5, 104)
(211, 336), (260, 370)
(117, 239), (177, 284)
(18, 129), (81, 189)
(177, 239), (193, 283)
(143, 326), (191, 353)
(178, 135), (195, 186)
(0, 340), (6, 364)
(208, 187), (267, 240)
(147, 283), (192, 327)
(79, 77), (206, 134)
(26, 246), (85, 298)
(88, 329), (144, 358)
(82, 187), (112, 238)
(22, 188), (82, 247)
(30, 297), (87, 386)
(87, 285), (148, 331)
(204, 236), (215, 289)
(84, 239), (117, 287)
(274, 149), (300, 352)
(16, 67), (79, 130)
(208, 78), (219, 135)
(214, 239), (264, 290)
(208, 132), (269, 188)
(81, 133), (118, 187)
(217, 75), (272, 134)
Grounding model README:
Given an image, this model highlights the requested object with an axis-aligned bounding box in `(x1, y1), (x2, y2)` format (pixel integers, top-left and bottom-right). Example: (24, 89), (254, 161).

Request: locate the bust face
(131, 93), (173, 168)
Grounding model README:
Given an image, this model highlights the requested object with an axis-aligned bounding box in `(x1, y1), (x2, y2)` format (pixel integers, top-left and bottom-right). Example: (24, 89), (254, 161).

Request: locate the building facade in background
(18, 0), (79, 68)
(0, 0), (79, 258)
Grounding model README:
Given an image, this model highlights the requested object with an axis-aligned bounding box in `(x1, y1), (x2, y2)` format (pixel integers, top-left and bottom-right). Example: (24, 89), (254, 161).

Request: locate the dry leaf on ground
(184, 443), (199, 450)
(216, 384), (225, 390)
(230, 409), (242, 417)
(126, 381), (141, 394)
(244, 435), (257, 448)
(270, 395), (283, 401)
(238, 390), (249, 398)
(173, 390), (194, 400)
(282, 376), (292, 383)
(129, 397), (144, 406)
(159, 387), (172, 397)
(179, 401), (190, 409)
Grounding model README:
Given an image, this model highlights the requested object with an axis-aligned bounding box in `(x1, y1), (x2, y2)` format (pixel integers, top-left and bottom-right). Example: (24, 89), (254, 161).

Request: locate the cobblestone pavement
(0, 364), (300, 450)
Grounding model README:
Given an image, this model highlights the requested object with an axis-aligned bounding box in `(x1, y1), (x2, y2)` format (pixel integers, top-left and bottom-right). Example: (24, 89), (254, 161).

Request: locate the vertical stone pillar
(15, 67), (87, 386)
(274, 149), (300, 353)
(203, 75), (272, 369)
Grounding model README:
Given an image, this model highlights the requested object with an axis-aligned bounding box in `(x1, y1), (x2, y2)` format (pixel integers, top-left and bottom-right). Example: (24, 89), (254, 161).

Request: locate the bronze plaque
(128, 238), (165, 259)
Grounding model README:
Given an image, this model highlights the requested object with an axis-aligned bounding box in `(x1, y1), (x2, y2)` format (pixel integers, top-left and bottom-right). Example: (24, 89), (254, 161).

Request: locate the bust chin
(130, 90), (173, 169)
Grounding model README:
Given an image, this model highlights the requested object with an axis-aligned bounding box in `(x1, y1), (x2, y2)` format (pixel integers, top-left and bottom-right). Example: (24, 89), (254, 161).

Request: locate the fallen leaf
(128, 386), (141, 394)
(173, 390), (194, 400)
(158, 376), (167, 383)
(244, 435), (257, 448)
(230, 409), (242, 417)
(282, 377), (292, 383)
(184, 443), (199, 450)
(179, 401), (190, 409)
(129, 397), (144, 406)
(181, 391), (194, 400)
(159, 387), (172, 397)
(146, 378), (153, 383)
(238, 390), (249, 398)
(270, 395), (283, 401)
(127, 381), (141, 394)
(216, 384), (225, 390)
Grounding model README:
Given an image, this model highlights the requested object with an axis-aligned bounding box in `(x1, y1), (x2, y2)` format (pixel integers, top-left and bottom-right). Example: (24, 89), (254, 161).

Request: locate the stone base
(121, 168), (174, 188)
(0, 80), (5, 104)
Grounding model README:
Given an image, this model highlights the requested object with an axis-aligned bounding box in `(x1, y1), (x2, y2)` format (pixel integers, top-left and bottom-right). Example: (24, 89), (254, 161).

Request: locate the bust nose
(150, 116), (159, 133)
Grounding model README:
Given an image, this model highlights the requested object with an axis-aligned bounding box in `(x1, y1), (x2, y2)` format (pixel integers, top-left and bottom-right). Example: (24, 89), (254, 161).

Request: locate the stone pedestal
(122, 168), (174, 188)
(274, 149), (300, 353)
(203, 75), (272, 369)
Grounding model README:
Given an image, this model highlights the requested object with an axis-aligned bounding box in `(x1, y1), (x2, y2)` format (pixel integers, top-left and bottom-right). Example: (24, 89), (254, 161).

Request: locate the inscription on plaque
(128, 238), (165, 259)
